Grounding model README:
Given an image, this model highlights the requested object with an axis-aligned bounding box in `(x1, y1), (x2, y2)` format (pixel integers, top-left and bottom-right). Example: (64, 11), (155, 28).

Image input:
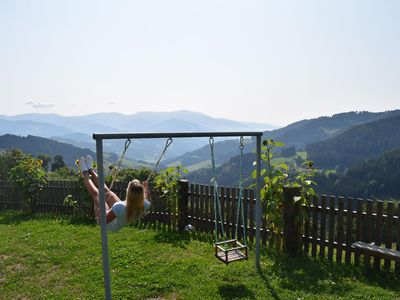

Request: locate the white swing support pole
(96, 138), (112, 300)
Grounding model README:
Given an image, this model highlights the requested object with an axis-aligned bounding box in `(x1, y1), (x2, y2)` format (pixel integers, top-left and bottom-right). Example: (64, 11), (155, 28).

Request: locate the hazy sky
(0, 0), (399, 126)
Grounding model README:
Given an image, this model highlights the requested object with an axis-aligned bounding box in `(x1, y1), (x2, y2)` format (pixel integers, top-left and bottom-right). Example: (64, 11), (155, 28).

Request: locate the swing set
(93, 131), (263, 300)
(210, 136), (249, 263)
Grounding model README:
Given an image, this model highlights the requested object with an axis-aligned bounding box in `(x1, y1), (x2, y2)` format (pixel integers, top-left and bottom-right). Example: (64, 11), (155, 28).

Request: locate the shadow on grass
(0, 210), (34, 225)
(153, 230), (191, 248)
(258, 250), (400, 298)
(218, 283), (256, 299)
(0, 210), (95, 226)
(134, 221), (214, 249)
(256, 266), (281, 300)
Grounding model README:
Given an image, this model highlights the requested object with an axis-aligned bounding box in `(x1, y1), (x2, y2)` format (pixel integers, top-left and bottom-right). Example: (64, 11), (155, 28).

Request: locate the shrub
(8, 154), (47, 212)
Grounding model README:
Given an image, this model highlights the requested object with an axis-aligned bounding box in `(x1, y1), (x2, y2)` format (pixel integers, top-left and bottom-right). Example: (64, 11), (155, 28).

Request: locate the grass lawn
(1, 211), (399, 300)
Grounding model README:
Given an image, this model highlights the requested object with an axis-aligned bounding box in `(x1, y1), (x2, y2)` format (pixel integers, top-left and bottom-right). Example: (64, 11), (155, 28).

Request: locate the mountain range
(1, 108), (400, 200)
(167, 110), (400, 170)
(0, 110), (276, 162)
(187, 110), (400, 199)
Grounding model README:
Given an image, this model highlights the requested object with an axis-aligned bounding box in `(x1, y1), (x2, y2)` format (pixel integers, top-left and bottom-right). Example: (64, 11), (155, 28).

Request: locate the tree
(281, 146), (296, 157)
(48, 166), (76, 180)
(113, 168), (152, 183)
(51, 155), (66, 171)
(0, 148), (25, 180)
(37, 153), (52, 171)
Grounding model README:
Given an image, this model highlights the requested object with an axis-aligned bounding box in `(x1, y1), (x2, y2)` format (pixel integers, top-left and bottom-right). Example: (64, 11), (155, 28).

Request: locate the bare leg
(88, 169), (109, 190)
(83, 171), (111, 222)
(89, 169), (120, 208)
(83, 171), (101, 199)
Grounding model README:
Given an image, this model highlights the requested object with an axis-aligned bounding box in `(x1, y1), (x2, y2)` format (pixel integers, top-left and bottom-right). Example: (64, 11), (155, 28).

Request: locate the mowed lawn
(1, 212), (399, 300)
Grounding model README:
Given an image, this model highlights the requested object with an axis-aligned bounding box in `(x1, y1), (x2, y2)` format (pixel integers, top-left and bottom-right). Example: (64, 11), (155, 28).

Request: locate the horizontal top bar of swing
(92, 131), (263, 140)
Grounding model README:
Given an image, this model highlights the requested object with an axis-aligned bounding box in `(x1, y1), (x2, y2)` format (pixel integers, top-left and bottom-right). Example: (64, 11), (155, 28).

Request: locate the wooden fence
(304, 195), (400, 272)
(1, 180), (399, 272)
(0, 180), (93, 215)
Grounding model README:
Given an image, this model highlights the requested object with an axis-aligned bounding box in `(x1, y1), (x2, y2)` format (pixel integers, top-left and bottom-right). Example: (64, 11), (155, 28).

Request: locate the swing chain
(146, 137), (173, 182)
(108, 138), (132, 190)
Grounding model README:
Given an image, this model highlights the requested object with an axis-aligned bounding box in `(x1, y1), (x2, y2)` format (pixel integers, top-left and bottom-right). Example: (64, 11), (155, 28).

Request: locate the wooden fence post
(178, 179), (189, 231)
(283, 186), (302, 256)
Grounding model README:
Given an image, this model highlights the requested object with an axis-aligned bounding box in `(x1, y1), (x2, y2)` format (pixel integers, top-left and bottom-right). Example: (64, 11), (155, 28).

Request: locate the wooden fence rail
(1, 180), (399, 272)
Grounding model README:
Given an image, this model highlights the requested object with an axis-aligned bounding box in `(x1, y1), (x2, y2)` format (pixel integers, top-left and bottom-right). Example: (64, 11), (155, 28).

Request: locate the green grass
(1, 211), (399, 299)
(185, 160), (212, 172)
(167, 159), (211, 172)
(271, 151), (308, 166)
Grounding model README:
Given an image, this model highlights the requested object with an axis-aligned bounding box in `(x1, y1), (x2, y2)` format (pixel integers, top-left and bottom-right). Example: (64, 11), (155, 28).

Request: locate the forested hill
(306, 115), (400, 169)
(315, 148), (400, 199)
(266, 110), (400, 150)
(165, 110), (400, 168)
(187, 152), (256, 187)
(0, 134), (95, 168)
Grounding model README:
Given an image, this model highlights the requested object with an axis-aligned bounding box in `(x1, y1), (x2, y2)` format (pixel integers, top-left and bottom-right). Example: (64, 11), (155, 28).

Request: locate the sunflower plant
(252, 139), (316, 240)
(9, 155), (47, 212)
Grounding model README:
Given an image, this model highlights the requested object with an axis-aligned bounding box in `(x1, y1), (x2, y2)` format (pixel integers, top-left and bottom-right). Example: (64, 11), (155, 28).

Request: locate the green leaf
(291, 182), (301, 188)
(279, 163), (289, 171)
(274, 141), (285, 147)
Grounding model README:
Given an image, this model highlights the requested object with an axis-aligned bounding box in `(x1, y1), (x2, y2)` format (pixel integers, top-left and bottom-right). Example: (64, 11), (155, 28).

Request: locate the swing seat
(214, 239), (248, 264)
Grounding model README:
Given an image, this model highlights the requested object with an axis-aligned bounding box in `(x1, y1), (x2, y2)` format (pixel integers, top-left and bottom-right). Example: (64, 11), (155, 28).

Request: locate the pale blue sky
(0, 0), (399, 126)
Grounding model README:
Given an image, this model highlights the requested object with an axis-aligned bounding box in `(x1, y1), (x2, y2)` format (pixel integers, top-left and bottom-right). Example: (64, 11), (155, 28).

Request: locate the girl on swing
(78, 155), (151, 232)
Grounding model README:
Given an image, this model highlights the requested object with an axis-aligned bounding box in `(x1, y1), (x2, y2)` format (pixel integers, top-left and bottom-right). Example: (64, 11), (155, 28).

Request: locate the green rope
(234, 137), (247, 245)
(209, 137), (225, 242)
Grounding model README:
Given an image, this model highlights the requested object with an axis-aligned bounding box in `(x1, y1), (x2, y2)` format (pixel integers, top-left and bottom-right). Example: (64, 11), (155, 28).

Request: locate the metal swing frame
(93, 131), (263, 300)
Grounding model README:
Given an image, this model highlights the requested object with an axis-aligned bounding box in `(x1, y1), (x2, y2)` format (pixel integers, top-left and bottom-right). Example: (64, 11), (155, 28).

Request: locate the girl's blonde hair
(125, 179), (145, 223)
